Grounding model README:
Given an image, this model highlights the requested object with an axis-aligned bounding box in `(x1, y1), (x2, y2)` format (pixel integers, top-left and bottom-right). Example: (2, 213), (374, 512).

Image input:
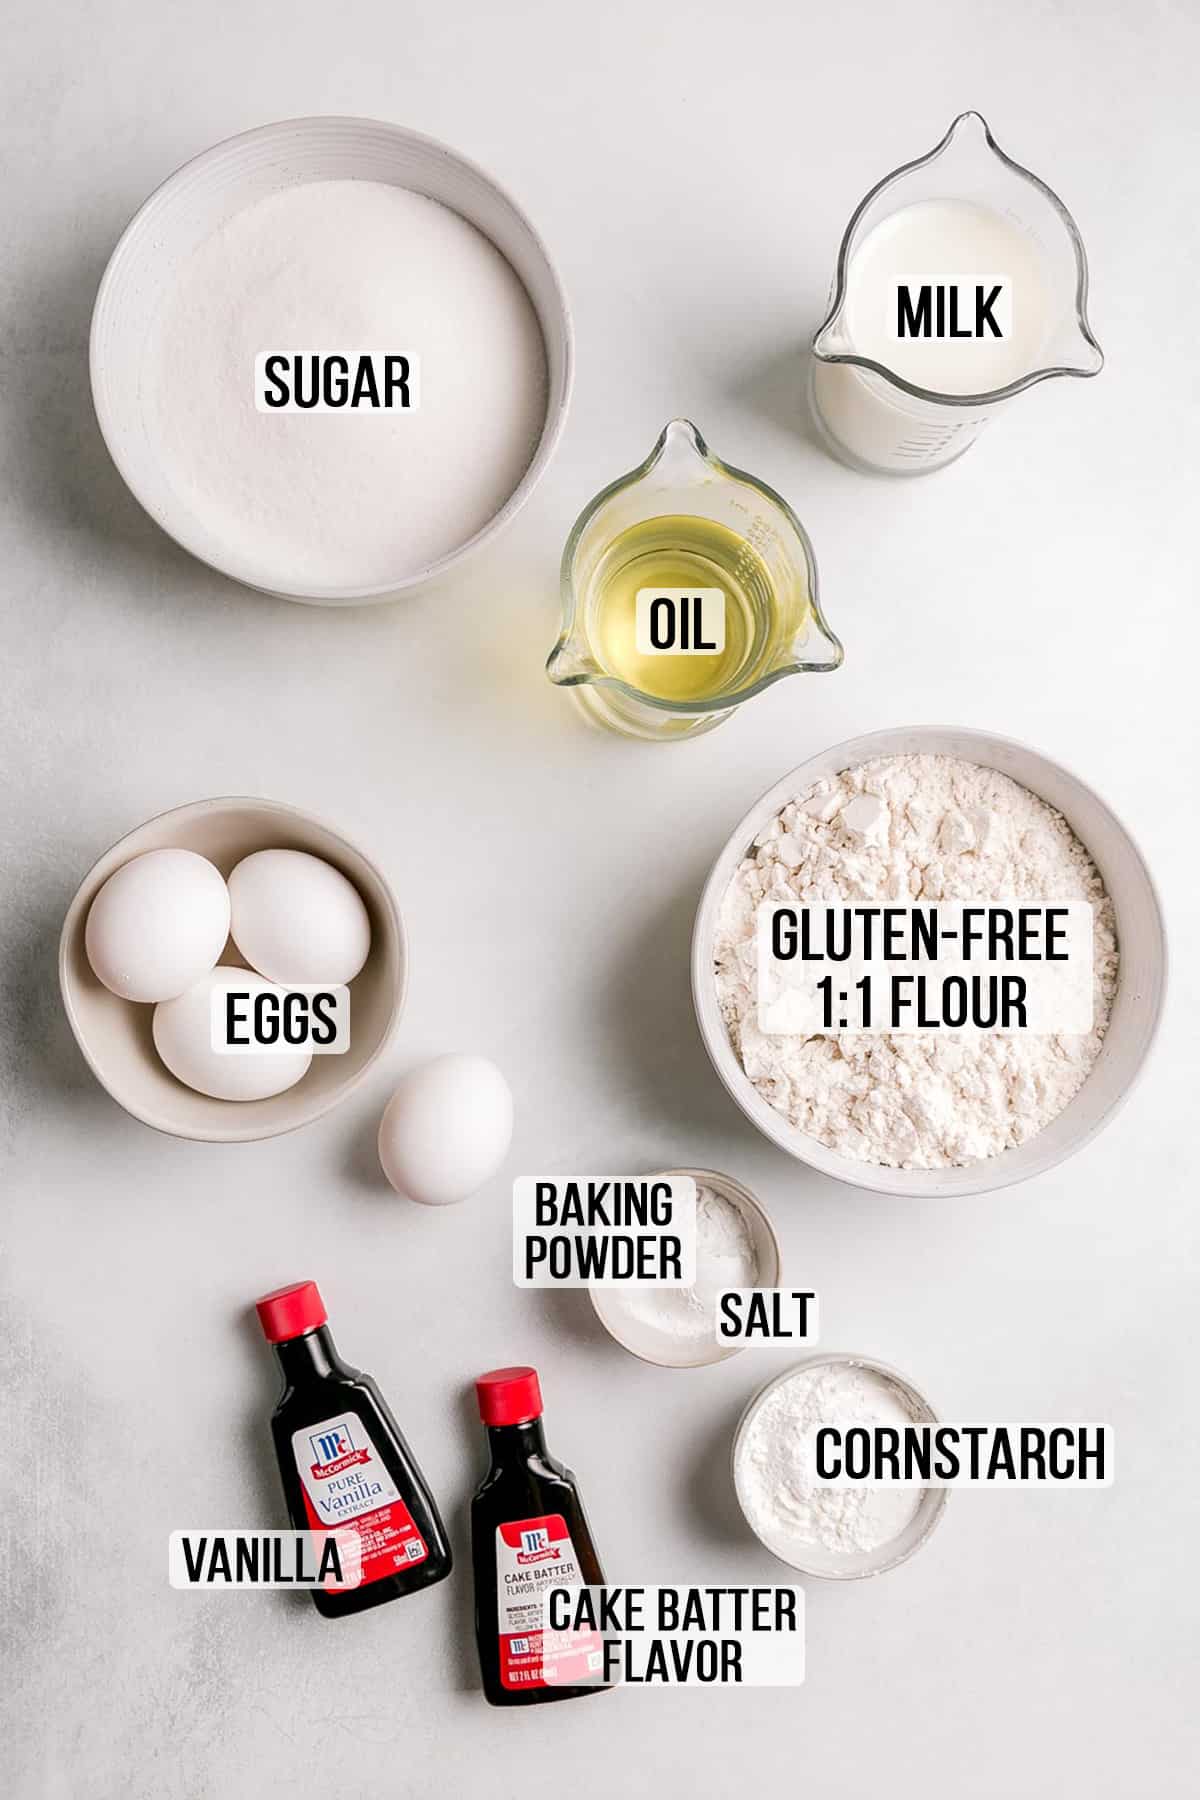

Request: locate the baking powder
(616, 1184), (758, 1345)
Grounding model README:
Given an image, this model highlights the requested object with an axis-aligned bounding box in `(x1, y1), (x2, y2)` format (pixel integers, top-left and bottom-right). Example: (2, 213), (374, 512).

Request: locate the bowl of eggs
(59, 797), (405, 1141)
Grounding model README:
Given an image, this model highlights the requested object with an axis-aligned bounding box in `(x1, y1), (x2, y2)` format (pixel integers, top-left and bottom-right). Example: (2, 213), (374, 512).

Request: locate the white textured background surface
(2, 2), (1197, 1795)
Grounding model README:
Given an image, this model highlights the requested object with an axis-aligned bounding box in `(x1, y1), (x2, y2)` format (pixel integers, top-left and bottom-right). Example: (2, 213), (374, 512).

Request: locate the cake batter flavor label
(496, 1514), (601, 1691)
(810, 1422), (1113, 1485)
(254, 352), (420, 412)
(168, 1528), (362, 1589)
(635, 589), (726, 655)
(512, 1177), (697, 1286)
(757, 901), (1094, 1035)
(716, 1287), (818, 1346)
(291, 1411), (428, 1587)
(210, 983), (350, 1054)
(889, 277), (1013, 342)
(542, 1585), (805, 1687)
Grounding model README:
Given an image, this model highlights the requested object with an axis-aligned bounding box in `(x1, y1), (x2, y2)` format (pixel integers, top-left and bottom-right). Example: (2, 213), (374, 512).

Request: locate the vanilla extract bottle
(471, 1365), (608, 1706)
(256, 1280), (452, 1618)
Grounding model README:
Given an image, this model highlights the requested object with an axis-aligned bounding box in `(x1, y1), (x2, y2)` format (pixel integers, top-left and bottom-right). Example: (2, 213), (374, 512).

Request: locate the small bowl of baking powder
(731, 1353), (947, 1579)
(589, 1169), (780, 1369)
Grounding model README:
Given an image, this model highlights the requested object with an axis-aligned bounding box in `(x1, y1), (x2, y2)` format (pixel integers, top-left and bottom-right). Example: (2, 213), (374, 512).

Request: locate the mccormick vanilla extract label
(495, 1514), (601, 1691)
(291, 1411), (428, 1588)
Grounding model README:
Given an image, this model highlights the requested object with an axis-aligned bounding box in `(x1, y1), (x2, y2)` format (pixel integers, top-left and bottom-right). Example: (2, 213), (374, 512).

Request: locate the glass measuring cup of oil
(547, 420), (842, 741)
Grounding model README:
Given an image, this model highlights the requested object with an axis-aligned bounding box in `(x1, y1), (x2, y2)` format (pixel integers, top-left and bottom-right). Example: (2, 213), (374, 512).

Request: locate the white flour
(147, 180), (547, 590)
(714, 754), (1118, 1168)
(617, 1184), (758, 1344)
(736, 1362), (921, 1557)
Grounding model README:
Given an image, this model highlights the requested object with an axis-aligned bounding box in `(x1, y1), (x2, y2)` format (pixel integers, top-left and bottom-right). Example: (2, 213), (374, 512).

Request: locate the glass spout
(779, 604), (843, 677)
(643, 418), (715, 486)
(545, 633), (600, 687)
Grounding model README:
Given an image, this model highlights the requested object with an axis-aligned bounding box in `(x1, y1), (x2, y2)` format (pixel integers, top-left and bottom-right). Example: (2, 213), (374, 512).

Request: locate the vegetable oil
(587, 515), (794, 703)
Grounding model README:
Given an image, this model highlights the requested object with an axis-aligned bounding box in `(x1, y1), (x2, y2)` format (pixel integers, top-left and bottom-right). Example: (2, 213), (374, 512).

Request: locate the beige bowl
(59, 798), (405, 1141)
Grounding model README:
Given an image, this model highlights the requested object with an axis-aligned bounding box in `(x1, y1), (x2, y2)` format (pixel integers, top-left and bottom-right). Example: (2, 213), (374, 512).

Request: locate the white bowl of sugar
(91, 117), (572, 604)
(692, 725), (1167, 1199)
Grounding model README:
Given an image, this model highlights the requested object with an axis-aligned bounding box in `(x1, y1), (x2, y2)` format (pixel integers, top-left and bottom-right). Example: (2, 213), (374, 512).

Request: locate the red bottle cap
(476, 1366), (543, 1426)
(256, 1280), (327, 1344)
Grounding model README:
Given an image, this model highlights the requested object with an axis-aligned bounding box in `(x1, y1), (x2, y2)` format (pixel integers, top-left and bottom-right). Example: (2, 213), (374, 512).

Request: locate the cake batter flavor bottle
(255, 1280), (453, 1618)
(471, 1366), (608, 1706)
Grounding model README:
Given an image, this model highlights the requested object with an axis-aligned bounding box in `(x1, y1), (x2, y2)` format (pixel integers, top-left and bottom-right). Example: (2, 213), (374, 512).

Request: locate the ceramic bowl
(589, 1168), (781, 1368)
(90, 116), (572, 604)
(59, 797), (405, 1141)
(692, 725), (1167, 1198)
(731, 1353), (947, 1579)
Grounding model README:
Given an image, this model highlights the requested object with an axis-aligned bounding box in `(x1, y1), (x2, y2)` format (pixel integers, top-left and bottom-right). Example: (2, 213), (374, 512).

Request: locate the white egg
(85, 848), (230, 1002)
(228, 849), (371, 985)
(152, 967), (312, 1101)
(378, 1054), (513, 1205)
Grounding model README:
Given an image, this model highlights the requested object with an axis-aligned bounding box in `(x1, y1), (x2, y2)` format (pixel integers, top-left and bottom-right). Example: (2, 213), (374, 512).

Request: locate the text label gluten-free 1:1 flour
(512, 1178), (697, 1287)
(253, 352), (420, 413)
(757, 901), (1095, 1035)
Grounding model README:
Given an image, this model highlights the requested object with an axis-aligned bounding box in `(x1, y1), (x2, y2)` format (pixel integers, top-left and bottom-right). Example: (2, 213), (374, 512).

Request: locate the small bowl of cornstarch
(732, 1354), (947, 1578)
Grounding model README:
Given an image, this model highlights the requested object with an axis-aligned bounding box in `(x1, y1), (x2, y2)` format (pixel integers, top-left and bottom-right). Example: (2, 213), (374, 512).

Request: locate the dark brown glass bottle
(471, 1365), (608, 1706)
(256, 1280), (452, 1619)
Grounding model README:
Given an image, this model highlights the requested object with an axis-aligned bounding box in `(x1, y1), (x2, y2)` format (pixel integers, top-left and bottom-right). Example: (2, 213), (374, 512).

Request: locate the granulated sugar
(147, 180), (548, 591)
(713, 754), (1118, 1169)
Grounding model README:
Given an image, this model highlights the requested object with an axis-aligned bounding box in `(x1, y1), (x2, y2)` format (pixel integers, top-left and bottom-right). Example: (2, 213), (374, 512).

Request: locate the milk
(811, 198), (1055, 473)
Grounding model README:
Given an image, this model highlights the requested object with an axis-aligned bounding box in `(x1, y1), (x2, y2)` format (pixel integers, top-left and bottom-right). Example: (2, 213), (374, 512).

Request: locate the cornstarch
(737, 1362), (921, 1558)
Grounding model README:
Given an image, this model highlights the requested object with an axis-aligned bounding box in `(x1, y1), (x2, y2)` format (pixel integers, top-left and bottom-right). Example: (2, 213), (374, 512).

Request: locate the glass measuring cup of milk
(810, 112), (1103, 475)
(547, 419), (843, 741)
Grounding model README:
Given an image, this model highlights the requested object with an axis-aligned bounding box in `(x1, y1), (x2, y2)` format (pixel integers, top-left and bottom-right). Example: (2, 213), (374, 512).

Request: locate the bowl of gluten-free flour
(691, 726), (1166, 1198)
(90, 117), (572, 603)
